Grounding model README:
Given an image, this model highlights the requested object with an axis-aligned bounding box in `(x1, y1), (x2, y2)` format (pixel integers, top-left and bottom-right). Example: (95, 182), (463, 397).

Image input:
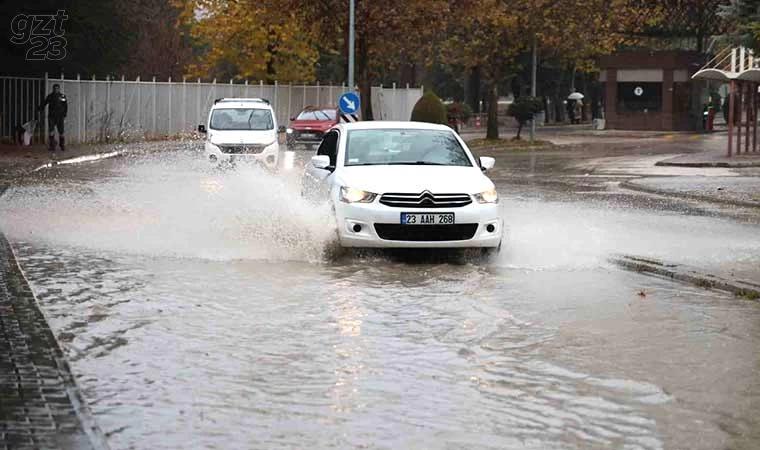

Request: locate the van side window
(317, 131), (339, 166)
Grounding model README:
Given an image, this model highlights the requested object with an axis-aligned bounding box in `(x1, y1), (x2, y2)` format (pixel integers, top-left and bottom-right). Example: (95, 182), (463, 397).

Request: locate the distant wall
(0, 75), (423, 144)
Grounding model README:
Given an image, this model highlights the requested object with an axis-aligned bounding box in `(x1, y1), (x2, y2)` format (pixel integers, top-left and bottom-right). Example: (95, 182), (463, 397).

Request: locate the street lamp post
(530, 35), (537, 142)
(348, 0), (355, 91)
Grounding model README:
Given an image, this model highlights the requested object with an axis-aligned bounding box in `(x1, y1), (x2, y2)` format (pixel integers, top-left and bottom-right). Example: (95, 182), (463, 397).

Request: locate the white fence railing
(0, 75), (423, 145)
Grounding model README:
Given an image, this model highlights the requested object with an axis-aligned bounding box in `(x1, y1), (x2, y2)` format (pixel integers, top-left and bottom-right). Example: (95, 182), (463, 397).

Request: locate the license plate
(401, 213), (455, 225)
(300, 132), (315, 138)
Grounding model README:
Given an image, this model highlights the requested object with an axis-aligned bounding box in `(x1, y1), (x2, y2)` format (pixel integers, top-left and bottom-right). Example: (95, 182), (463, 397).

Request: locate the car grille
(374, 224), (478, 241)
(379, 192), (472, 208)
(219, 144), (267, 154)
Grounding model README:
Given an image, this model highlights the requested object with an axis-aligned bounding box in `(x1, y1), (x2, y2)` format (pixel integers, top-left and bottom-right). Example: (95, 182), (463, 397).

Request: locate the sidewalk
(0, 144), (102, 180)
(459, 124), (698, 146)
(0, 227), (107, 450)
(656, 133), (760, 168)
(621, 176), (760, 209)
(0, 177), (108, 449)
(0, 140), (184, 183)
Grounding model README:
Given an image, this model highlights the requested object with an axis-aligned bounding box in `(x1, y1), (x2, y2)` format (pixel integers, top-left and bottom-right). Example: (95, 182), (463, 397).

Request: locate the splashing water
(0, 153), (335, 262)
(498, 199), (760, 273)
(2, 151), (760, 274)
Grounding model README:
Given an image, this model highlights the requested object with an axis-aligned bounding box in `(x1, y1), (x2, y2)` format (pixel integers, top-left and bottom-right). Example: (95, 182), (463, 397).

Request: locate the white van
(198, 98), (279, 169)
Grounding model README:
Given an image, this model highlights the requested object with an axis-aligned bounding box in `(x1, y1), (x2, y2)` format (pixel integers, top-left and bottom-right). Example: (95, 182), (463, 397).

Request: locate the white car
(198, 98), (279, 169)
(302, 121), (503, 251)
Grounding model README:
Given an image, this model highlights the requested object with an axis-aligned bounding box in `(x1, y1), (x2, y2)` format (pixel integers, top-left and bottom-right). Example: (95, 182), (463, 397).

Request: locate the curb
(655, 160), (760, 168)
(619, 180), (760, 209)
(31, 150), (126, 173)
(611, 254), (760, 300)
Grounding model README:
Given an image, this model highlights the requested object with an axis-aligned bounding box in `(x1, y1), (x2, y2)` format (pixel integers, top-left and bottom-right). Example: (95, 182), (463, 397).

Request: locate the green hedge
(411, 91), (448, 125)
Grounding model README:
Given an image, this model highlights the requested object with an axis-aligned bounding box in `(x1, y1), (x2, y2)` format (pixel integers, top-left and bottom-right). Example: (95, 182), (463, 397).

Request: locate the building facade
(598, 51), (706, 131)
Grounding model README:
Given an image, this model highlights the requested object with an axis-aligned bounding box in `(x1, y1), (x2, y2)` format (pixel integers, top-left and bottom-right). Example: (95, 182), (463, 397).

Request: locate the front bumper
(335, 200), (503, 248)
(205, 142), (279, 169)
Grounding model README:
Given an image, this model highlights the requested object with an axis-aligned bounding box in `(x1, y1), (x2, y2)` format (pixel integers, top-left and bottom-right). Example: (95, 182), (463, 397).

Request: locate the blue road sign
(339, 92), (360, 115)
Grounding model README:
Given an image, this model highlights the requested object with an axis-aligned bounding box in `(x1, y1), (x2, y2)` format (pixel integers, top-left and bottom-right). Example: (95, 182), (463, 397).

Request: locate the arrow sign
(339, 92), (360, 115)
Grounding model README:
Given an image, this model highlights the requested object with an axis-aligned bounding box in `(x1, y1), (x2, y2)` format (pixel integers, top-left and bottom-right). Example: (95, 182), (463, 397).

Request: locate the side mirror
(311, 155), (331, 170)
(479, 156), (495, 172)
(197, 124), (207, 133)
(290, 117), (296, 121)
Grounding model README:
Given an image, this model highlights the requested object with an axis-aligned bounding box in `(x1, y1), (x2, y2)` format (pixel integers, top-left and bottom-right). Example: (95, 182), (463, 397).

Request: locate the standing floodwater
(1, 148), (760, 450)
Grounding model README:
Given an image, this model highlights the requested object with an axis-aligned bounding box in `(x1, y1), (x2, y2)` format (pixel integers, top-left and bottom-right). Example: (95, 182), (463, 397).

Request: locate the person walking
(38, 83), (68, 154)
(574, 99), (583, 124)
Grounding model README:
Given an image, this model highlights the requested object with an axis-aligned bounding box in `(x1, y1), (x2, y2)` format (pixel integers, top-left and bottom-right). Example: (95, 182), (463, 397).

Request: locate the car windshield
(296, 109), (336, 121)
(210, 108), (274, 130)
(344, 129), (472, 167)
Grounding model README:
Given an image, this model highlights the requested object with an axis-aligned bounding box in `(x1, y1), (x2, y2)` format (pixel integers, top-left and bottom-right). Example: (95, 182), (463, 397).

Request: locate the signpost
(339, 91), (360, 122)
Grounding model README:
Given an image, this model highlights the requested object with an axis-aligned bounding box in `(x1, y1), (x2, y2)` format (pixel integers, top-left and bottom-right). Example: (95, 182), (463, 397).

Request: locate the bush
(446, 102), (473, 123)
(507, 96), (543, 139)
(411, 91), (448, 125)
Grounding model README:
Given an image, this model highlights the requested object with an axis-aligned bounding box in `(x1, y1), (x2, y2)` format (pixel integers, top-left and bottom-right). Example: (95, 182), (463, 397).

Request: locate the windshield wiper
(385, 161), (448, 165)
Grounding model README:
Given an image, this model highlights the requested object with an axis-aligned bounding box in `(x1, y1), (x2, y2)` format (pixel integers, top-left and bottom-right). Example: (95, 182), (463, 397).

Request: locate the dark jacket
(39, 92), (68, 118)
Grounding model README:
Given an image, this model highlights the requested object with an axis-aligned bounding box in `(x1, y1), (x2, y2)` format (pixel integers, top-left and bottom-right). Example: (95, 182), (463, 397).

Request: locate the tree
(443, 0), (525, 139)
(290, 0), (450, 119)
(179, 0), (319, 82)
(719, 0), (760, 51)
(117, 0), (192, 79)
(410, 91), (448, 125)
(507, 96), (543, 139)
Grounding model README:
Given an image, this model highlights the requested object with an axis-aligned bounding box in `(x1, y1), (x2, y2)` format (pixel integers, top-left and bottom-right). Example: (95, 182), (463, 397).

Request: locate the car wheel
(481, 240), (502, 259)
(322, 206), (345, 260)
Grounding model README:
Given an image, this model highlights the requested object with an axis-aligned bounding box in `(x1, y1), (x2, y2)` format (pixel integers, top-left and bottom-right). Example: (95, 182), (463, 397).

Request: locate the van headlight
(474, 189), (499, 204)
(340, 187), (377, 203)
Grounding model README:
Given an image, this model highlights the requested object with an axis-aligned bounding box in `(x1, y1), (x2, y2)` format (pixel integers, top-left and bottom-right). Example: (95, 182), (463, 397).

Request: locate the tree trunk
(581, 72), (588, 121)
(357, 34), (373, 120)
(487, 85), (499, 140)
(466, 66), (481, 113)
(570, 65), (577, 92)
(516, 122), (522, 139)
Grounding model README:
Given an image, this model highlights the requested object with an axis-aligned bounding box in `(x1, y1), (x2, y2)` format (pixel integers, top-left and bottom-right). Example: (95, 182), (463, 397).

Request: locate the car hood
(289, 120), (334, 131)
(336, 165), (495, 195)
(208, 129), (277, 145)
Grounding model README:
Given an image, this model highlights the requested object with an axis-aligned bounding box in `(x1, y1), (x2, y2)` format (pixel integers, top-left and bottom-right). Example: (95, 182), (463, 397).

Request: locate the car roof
(211, 98), (272, 109)
(336, 121), (454, 132)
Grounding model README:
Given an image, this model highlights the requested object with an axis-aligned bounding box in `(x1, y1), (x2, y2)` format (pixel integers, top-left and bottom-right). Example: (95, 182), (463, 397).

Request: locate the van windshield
(210, 108), (274, 131)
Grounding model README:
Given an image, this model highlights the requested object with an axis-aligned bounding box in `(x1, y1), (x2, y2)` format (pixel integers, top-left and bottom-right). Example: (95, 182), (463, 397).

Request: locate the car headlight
(286, 128), (293, 134)
(340, 187), (377, 203)
(474, 189), (499, 204)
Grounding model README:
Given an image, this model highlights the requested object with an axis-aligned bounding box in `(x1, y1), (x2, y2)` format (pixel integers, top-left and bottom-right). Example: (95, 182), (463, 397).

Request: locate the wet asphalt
(0, 138), (759, 450)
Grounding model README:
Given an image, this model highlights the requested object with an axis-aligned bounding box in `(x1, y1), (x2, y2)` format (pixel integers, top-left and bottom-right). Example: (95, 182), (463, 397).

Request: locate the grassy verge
(467, 138), (555, 152)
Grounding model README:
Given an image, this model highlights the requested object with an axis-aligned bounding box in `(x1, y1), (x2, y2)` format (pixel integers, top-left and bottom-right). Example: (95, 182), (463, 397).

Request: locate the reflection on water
(1, 151), (760, 449)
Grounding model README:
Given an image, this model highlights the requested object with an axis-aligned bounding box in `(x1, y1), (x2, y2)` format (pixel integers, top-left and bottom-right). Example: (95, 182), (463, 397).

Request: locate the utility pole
(530, 35), (537, 142)
(348, 0), (355, 91)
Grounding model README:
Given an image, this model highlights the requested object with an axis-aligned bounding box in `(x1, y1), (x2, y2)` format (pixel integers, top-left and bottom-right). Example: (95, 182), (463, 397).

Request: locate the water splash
(0, 153), (335, 262)
(498, 199), (760, 272)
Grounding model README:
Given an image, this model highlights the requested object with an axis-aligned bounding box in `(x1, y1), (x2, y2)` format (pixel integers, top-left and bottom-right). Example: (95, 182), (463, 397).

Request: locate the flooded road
(1, 144), (760, 449)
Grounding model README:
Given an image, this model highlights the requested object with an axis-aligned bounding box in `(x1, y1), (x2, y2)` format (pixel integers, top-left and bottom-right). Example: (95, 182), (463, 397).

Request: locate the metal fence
(371, 84), (422, 122)
(0, 77), (47, 144)
(0, 75), (423, 145)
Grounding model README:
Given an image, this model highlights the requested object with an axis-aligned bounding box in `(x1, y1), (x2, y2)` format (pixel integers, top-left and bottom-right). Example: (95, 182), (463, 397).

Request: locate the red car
(286, 106), (339, 147)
